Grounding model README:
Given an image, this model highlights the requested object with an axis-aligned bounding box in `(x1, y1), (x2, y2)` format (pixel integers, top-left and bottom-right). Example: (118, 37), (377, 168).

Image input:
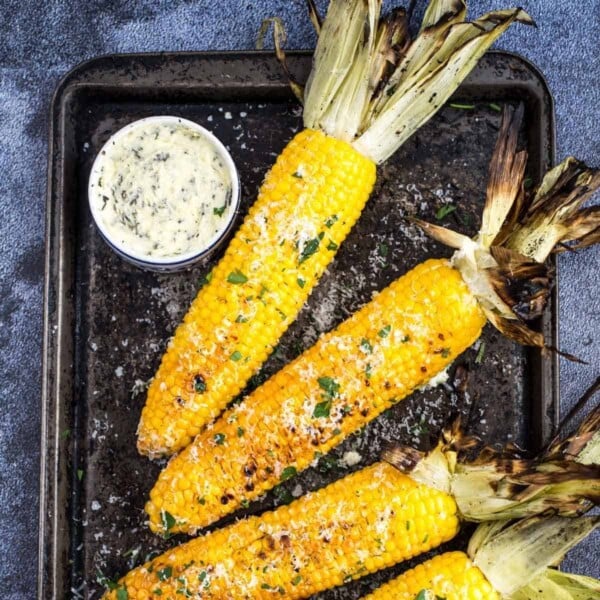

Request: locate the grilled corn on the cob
(104, 401), (600, 598)
(105, 463), (459, 600)
(362, 516), (600, 600)
(146, 106), (600, 534)
(138, 0), (532, 457)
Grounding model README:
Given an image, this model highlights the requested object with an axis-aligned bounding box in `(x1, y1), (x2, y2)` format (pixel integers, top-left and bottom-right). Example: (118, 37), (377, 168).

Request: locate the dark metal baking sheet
(40, 51), (557, 599)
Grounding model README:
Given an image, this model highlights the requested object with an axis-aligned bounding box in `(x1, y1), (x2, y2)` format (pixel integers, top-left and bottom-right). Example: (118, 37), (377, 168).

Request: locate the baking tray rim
(39, 48), (558, 599)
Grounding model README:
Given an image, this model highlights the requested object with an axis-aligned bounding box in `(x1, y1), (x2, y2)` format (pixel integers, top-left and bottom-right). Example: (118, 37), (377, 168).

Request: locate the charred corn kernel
(361, 551), (499, 600)
(146, 258), (485, 534)
(137, 129), (376, 457)
(104, 463), (459, 600)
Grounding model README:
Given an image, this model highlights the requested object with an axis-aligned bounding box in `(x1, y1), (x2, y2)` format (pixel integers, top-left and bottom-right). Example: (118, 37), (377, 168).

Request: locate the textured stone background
(0, 1), (598, 597)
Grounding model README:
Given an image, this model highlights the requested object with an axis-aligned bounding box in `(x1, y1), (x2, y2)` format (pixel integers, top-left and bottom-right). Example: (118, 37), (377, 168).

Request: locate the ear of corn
(138, 0), (532, 457)
(360, 551), (500, 600)
(138, 130), (376, 456)
(362, 516), (600, 600)
(146, 258), (485, 533)
(103, 462), (459, 599)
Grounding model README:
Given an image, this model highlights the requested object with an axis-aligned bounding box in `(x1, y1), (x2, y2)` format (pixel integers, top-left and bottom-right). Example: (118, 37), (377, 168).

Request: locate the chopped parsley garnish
(198, 497), (206, 505)
(441, 347), (451, 358)
(378, 242), (389, 257)
(449, 102), (476, 110)
(116, 588), (128, 600)
(60, 429), (71, 439)
(402, 334), (411, 343)
(325, 215), (338, 228)
(435, 204), (456, 220)
(489, 102), (502, 112)
(214, 433), (226, 445)
(237, 426), (245, 437)
(153, 589), (163, 596)
(77, 468), (84, 481)
(524, 176), (534, 189)
(274, 485), (293, 505)
(378, 324), (391, 338)
(213, 205), (226, 217)
(227, 270), (248, 284)
(276, 308), (287, 321)
(235, 314), (248, 323)
(240, 499), (250, 508)
(291, 575), (303, 585)
(360, 338), (373, 353)
(296, 277), (306, 288)
(230, 350), (243, 362)
(194, 374), (207, 393)
(332, 427), (341, 436)
(157, 566), (173, 581)
(317, 376), (340, 397)
(160, 511), (176, 533)
(326, 240), (338, 251)
(365, 363), (373, 379)
(313, 399), (332, 418)
(292, 171), (303, 178)
(280, 466), (297, 482)
(299, 233), (324, 264)
(199, 271), (213, 286)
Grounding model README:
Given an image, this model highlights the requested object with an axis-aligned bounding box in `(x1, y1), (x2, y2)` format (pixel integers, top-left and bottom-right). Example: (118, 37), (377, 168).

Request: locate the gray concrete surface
(0, 1), (598, 597)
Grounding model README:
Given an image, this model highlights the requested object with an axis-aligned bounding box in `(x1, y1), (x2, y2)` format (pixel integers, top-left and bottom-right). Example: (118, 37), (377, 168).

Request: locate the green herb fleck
(406, 521), (411, 530)
(332, 427), (341, 436)
(235, 314), (249, 323)
(360, 338), (373, 353)
(325, 215), (338, 228)
(153, 589), (163, 596)
(327, 240), (338, 251)
(299, 234), (323, 264)
(313, 399), (332, 418)
(60, 429), (71, 440)
(230, 350), (243, 362)
(317, 376), (340, 397)
(237, 426), (245, 438)
(475, 341), (486, 364)
(214, 433), (226, 445)
(435, 204), (456, 220)
(489, 102), (502, 112)
(449, 102), (476, 110)
(276, 308), (287, 321)
(280, 466), (298, 482)
(77, 468), (84, 481)
(441, 347), (451, 358)
(365, 363), (373, 379)
(157, 566), (173, 581)
(160, 511), (176, 533)
(378, 242), (389, 257)
(227, 270), (248, 284)
(291, 575), (302, 586)
(240, 499), (250, 508)
(524, 176), (534, 189)
(378, 324), (391, 338)
(423, 533), (429, 543)
(292, 171), (303, 178)
(402, 334), (411, 343)
(198, 497), (206, 505)
(199, 271), (213, 286)
(116, 588), (128, 600)
(213, 205), (226, 217)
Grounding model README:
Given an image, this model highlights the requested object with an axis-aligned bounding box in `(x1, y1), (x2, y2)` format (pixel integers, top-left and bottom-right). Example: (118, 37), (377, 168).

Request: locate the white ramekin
(88, 115), (240, 272)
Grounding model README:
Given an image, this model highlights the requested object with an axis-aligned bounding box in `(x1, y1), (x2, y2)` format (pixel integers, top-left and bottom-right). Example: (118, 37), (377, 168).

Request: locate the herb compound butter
(89, 116), (239, 266)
